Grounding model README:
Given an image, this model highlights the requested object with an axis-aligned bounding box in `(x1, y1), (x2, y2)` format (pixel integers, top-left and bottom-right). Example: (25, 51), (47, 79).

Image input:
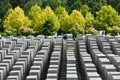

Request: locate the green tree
(10, 0), (27, 8)
(3, 6), (31, 36)
(4, 8), (14, 19)
(95, 5), (120, 32)
(0, 0), (12, 32)
(81, 0), (107, 15)
(55, 6), (66, 18)
(80, 5), (90, 17)
(85, 12), (94, 27)
(0, 0), (11, 19)
(106, 26), (120, 36)
(85, 12), (95, 34)
(80, 5), (94, 28)
(19, 27), (33, 36)
(28, 4), (43, 32)
(66, 0), (82, 13)
(107, 0), (120, 13)
(23, 0), (42, 14)
(70, 10), (85, 31)
(42, 0), (61, 10)
(60, 0), (67, 7)
(55, 6), (67, 34)
(42, 6), (60, 35)
(60, 10), (71, 33)
(80, 5), (95, 34)
(69, 23), (84, 35)
(87, 27), (98, 35)
(42, 19), (55, 35)
(28, 5), (60, 35)
(60, 9), (85, 34)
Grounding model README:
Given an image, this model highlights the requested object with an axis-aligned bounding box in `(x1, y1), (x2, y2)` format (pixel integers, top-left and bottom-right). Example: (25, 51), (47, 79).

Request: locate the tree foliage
(70, 10), (85, 31)
(95, 5), (120, 32)
(0, 0), (12, 19)
(28, 4), (43, 32)
(1, 1), (120, 36)
(42, 19), (55, 35)
(3, 6), (31, 36)
(10, 0), (27, 8)
(43, 6), (60, 35)
(60, 11), (71, 33)
(87, 27), (97, 35)
(23, 0), (42, 14)
(66, 0), (82, 13)
(80, 5), (90, 17)
(42, 0), (61, 10)
(19, 27), (33, 36)
(80, 5), (95, 34)
(55, 6), (66, 18)
(85, 12), (94, 28)
(107, 0), (120, 13)
(0, 0), (12, 31)
(28, 5), (60, 35)
(106, 26), (120, 36)
(60, 9), (85, 34)
(82, 0), (107, 15)
(111, 26), (120, 36)
(2, 0), (120, 20)
(69, 23), (84, 35)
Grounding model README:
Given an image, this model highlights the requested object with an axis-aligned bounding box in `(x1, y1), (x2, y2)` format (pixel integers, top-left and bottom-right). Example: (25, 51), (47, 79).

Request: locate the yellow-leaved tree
(60, 10), (71, 33)
(28, 5), (60, 35)
(4, 6), (31, 36)
(28, 4), (43, 32)
(95, 5), (120, 32)
(69, 10), (85, 35)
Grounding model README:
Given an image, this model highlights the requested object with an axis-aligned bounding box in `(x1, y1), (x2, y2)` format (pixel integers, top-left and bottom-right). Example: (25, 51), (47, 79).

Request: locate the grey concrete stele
(0, 34), (120, 80)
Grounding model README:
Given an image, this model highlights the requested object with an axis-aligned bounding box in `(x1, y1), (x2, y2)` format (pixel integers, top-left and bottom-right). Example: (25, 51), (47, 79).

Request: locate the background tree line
(1, 0), (120, 36)
(4, 0), (120, 14)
